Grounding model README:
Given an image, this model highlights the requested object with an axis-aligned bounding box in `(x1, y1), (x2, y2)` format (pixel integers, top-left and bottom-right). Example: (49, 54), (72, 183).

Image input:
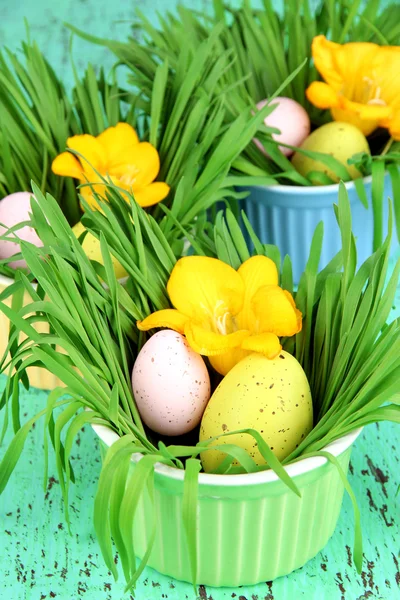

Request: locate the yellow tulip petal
(97, 123), (139, 167)
(252, 286), (302, 337)
(209, 348), (250, 376)
(184, 322), (249, 356)
(167, 256), (245, 323)
(241, 332), (282, 359)
(306, 81), (340, 109)
(237, 255), (278, 330)
(51, 152), (83, 179)
(133, 182), (170, 207)
(110, 142), (161, 188)
(137, 309), (189, 334)
(67, 134), (106, 175)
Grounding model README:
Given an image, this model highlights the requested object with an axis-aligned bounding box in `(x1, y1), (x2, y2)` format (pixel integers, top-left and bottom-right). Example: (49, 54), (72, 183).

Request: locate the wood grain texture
(0, 0), (399, 598)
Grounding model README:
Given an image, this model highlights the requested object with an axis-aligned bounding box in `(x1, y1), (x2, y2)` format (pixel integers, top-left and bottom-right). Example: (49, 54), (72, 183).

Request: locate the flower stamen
(215, 312), (229, 335)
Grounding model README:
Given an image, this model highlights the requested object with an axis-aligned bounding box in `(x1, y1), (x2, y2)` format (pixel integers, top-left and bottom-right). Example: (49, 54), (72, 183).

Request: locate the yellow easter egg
(199, 351), (313, 473)
(291, 121), (370, 183)
(72, 221), (127, 280)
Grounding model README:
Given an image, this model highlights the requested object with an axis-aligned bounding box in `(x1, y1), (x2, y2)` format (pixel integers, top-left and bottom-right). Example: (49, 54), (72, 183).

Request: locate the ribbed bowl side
(131, 446), (353, 587)
(241, 175), (394, 284)
(0, 280), (64, 390)
(134, 482), (192, 581)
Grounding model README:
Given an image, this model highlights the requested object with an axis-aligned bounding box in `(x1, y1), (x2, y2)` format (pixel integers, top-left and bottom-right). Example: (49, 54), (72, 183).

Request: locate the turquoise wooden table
(0, 1), (399, 599)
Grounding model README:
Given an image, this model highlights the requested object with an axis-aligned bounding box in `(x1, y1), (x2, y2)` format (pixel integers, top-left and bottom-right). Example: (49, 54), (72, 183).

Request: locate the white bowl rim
(258, 173), (376, 194)
(92, 423), (363, 488)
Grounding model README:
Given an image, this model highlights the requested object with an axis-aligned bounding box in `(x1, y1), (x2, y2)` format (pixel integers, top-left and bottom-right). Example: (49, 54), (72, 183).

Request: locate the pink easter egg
(132, 330), (211, 436)
(0, 192), (42, 270)
(255, 96), (311, 157)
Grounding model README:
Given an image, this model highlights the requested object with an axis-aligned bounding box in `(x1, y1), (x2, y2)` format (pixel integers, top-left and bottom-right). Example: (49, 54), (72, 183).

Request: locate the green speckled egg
(199, 351), (313, 473)
(291, 121), (370, 183)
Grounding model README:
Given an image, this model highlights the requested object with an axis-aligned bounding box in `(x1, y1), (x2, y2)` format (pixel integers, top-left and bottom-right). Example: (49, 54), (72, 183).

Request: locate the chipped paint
(1, 378), (399, 599)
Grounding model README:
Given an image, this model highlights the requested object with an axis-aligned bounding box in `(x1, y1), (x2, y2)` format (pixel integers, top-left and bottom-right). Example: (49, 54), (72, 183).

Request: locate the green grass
(0, 180), (399, 589)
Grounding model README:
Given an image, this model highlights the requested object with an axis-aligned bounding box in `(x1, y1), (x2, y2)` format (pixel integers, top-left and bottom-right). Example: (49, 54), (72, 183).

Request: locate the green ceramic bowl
(93, 424), (362, 587)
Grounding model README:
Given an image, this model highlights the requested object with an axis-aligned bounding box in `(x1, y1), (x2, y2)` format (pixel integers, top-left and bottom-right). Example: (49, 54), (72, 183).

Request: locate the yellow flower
(137, 255), (302, 376)
(52, 123), (170, 209)
(306, 36), (400, 139)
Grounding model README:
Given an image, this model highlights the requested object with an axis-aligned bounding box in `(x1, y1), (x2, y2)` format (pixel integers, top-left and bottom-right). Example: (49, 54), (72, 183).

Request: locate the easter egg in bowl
(200, 351), (313, 473)
(0, 192), (42, 270)
(291, 121), (370, 183)
(255, 96), (311, 157)
(132, 330), (211, 436)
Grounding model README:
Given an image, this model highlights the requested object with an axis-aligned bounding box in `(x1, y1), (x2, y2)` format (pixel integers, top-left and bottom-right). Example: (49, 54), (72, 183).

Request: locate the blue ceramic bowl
(241, 174), (396, 283)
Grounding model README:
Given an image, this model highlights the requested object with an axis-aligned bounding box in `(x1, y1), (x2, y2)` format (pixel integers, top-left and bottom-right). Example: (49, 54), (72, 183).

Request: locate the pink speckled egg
(132, 330), (211, 436)
(0, 192), (42, 270)
(255, 96), (310, 157)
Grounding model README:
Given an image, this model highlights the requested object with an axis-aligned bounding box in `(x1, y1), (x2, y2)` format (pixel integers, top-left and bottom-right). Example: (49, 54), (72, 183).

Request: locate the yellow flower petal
(241, 332), (282, 359)
(78, 176), (122, 211)
(333, 92), (393, 135)
(238, 255), (278, 287)
(53, 123), (170, 211)
(306, 81), (340, 109)
(133, 182), (170, 207)
(252, 286), (302, 337)
(110, 142), (161, 188)
(360, 45), (400, 106)
(330, 107), (380, 136)
(340, 97), (392, 121)
(79, 185), (97, 209)
(51, 152), (83, 179)
(309, 36), (400, 138)
(209, 348), (250, 376)
(167, 256), (245, 323)
(237, 255), (278, 330)
(388, 110), (400, 141)
(67, 134), (106, 175)
(311, 36), (344, 91)
(283, 290), (302, 333)
(137, 309), (189, 334)
(312, 36), (379, 92)
(97, 123), (139, 167)
(78, 177), (169, 211)
(184, 322), (249, 356)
